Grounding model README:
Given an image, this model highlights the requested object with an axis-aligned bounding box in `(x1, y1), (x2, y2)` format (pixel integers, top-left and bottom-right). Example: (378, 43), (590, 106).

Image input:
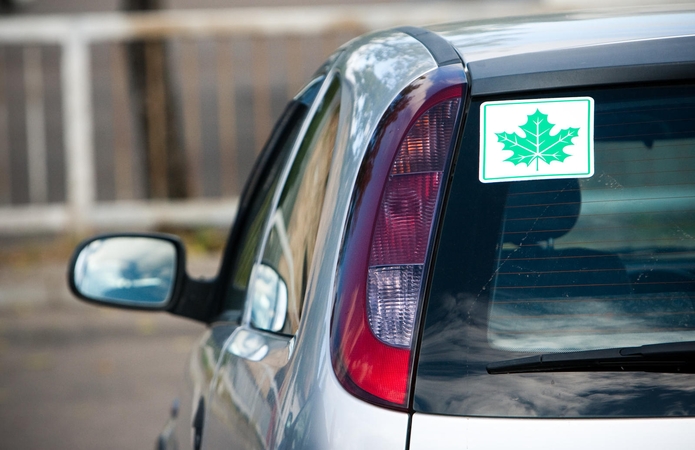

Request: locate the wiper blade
(487, 341), (695, 374)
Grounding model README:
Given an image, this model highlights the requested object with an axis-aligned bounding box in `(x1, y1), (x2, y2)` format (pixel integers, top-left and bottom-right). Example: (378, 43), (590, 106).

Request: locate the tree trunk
(123, 0), (188, 199)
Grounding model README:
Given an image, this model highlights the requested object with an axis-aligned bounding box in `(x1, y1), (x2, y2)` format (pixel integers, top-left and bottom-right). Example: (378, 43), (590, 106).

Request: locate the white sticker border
(479, 96), (595, 183)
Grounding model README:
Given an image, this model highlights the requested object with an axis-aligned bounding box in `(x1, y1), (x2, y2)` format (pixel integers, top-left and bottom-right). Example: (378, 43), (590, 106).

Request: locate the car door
(198, 73), (342, 449)
(166, 67), (330, 450)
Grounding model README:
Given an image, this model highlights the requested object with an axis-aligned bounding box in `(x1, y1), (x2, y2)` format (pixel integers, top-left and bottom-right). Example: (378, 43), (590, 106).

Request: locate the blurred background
(0, 0), (692, 448)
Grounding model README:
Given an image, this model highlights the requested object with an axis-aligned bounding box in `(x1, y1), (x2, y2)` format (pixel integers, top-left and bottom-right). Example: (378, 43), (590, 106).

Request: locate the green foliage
(496, 109), (579, 171)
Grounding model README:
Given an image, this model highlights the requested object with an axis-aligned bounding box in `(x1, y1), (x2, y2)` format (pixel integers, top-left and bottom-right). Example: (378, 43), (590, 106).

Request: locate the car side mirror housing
(69, 234), (186, 311)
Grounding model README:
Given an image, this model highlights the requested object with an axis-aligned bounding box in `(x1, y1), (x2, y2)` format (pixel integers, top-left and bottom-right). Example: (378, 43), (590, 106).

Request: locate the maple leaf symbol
(496, 109), (579, 171)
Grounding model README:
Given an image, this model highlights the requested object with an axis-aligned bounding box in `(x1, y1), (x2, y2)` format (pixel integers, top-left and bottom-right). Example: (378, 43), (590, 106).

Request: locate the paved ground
(0, 237), (218, 450)
(0, 303), (205, 450)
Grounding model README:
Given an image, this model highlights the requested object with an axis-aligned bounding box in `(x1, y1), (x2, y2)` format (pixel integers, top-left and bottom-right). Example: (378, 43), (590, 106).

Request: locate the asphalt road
(0, 302), (204, 450)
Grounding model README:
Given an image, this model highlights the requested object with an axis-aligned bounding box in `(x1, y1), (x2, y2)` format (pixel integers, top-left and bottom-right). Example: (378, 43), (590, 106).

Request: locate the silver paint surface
(431, 8), (695, 63)
(200, 29), (438, 450)
(410, 413), (695, 450)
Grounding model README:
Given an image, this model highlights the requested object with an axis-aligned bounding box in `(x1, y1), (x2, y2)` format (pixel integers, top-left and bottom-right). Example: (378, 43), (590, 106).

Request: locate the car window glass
(489, 86), (695, 353)
(415, 83), (695, 418)
(249, 78), (341, 334)
(223, 79), (323, 312)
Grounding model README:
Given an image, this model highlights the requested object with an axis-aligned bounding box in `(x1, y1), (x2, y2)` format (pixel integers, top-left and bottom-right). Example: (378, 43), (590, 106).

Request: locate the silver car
(69, 7), (695, 449)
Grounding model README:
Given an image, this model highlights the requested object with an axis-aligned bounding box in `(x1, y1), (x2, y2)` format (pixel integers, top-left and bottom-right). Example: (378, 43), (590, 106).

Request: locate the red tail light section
(331, 66), (467, 409)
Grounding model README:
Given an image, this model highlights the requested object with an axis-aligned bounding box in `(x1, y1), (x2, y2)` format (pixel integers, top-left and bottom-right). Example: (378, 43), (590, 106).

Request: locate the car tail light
(331, 65), (467, 409)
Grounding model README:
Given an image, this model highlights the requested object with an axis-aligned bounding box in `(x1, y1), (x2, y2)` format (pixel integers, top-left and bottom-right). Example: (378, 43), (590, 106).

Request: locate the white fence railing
(0, 2), (557, 235)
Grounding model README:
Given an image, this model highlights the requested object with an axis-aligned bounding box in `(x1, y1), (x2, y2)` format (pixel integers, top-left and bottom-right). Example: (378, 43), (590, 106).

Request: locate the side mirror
(68, 234), (185, 310)
(250, 263), (288, 332)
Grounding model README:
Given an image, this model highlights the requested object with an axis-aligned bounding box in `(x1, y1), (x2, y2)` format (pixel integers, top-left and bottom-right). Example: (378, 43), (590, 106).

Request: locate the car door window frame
(213, 75), (327, 322)
(243, 74), (342, 335)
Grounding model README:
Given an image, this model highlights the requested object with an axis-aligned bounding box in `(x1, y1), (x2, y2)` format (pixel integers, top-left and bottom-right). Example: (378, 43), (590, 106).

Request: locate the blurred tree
(123, 0), (188, 199)
(0, 0), (34, 14)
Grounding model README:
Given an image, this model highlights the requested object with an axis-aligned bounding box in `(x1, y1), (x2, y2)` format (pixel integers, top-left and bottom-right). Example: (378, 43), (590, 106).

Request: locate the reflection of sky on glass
(561, 184), (695, 252)
(489, 135), (695, 352)
(75, 237), (176, 305)
(416, 293), (695, 418)
(416, 86), (695, 417)
(417, 365), (695, 418)
(489, 294), (695, 352)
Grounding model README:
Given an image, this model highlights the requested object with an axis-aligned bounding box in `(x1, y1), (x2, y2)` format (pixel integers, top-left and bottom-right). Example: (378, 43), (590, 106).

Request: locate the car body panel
(203, 328), (292, 449)
(178, 324), (239, 449)
(432, 9), (695, 95)
(410, 413), (695, 450)
(201, 28), (439, 449)
(434, 8), (695, 64)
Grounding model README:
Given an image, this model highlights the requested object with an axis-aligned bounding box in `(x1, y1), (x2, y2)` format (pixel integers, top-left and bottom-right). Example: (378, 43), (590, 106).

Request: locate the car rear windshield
(414, 83), (695, 418)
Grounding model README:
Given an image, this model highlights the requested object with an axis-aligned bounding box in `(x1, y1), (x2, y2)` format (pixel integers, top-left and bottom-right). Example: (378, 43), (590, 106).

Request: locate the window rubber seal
(396, 26), (462, 67)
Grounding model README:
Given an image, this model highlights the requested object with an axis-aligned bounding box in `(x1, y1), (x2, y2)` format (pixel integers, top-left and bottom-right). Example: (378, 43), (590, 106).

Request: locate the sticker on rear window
(479, 97), (594, 183)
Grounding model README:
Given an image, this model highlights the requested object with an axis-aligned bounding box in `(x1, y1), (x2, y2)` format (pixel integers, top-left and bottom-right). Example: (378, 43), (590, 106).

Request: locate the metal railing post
(0, 4), (524, 235)
(24, 46), (48, 204)
(61, 23), (95, 234)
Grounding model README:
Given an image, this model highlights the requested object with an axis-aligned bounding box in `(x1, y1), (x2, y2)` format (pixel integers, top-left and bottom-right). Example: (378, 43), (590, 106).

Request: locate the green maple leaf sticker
(496, 109), (579, 171)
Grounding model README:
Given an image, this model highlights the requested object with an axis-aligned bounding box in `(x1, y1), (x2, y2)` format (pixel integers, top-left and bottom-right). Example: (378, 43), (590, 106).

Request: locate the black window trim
(212, 78), (326, 322)
(246, 74), (342, 334)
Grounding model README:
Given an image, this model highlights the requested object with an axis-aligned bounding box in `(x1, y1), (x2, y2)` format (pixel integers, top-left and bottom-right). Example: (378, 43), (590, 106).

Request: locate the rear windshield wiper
(487, 341), (695, 374)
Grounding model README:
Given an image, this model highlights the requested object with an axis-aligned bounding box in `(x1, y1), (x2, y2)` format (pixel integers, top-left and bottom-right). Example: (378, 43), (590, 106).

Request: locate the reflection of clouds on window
(489, 141), (695, 352)
(74, 237), (176, 305)
(489, 294), (695, 352)
(417, 292), (695, 417)
(415, 87), (695, 418)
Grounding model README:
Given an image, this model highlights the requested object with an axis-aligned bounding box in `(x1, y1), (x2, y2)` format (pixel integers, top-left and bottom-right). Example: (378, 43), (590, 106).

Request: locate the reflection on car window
(489, 86), (695, 353)
(223, 78), (323, 312)
(251, 78), (341, 334)
(75, 237), (176, 305)
(416, 83), (695, 419)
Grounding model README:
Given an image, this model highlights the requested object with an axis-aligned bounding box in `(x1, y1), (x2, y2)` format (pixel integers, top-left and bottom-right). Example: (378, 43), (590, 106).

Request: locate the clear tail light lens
(331, 65), (466, 409)
(367, 265), (423, 348)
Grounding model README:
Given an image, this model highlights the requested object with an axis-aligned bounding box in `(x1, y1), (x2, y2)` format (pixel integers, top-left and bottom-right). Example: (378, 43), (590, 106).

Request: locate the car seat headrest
(502, 179), (581, 246)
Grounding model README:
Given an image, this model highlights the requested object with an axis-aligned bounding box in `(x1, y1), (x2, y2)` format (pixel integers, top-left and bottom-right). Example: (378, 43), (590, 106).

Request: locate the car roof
(429, 7), (695, 96)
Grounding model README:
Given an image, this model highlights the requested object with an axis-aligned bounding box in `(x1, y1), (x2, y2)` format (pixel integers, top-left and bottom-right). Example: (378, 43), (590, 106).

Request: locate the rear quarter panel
(410, 414), (695, 449)
(269, 29), (441, 449)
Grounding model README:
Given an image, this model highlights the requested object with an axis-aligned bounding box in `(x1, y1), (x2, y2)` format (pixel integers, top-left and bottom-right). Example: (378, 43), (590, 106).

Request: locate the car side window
(222, 78), (323, 313)
(249, 78), (341, 335)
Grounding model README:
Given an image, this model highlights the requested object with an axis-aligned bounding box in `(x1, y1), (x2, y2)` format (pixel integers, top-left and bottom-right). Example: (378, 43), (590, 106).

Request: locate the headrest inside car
(502, 179), (580, 246)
